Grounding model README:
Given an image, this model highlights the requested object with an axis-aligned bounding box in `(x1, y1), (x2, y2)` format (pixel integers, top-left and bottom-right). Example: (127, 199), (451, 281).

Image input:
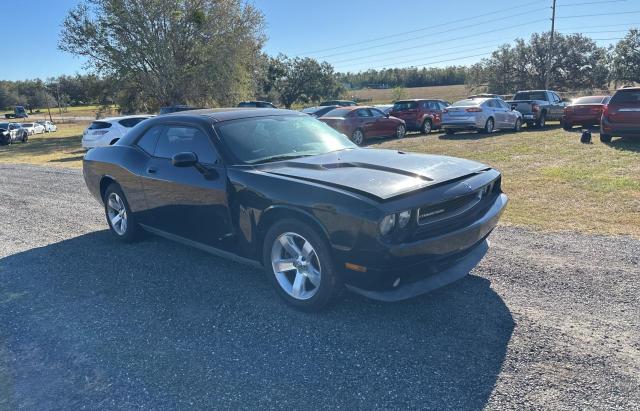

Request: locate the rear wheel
(351, 128), (364, 146)
(482, 117), (494, 134)
(103, 183), (141, 242)
(421, 119), (432, 134)
(263, 218), (342, 311)
(599, 133), (612, 143)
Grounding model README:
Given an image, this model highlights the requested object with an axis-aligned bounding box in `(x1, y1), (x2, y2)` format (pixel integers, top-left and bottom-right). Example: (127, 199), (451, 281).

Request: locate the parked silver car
(442, 98), (523, 134)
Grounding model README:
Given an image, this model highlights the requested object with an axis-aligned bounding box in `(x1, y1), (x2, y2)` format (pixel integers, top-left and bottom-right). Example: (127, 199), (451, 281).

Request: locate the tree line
(2, 0), (639, 113)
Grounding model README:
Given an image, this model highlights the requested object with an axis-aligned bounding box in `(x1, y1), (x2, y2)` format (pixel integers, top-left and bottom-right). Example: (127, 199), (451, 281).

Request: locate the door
(549, 92), (564, 120)
(487, 99), (506, 128)
(370, 108), (394, 136)
(354, 108), (379, 137)
(141, 123), (233, 246)
(498, 100), (517, 128)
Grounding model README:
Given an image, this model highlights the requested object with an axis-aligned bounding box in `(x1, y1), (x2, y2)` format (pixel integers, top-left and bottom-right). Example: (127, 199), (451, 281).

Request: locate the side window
(370, 108), (384, 118)
(155, 125), (218, 164)
(356, 109), (372, 117)
(137, 125), (163, 155)
(120, 117), (148, 128)
(486, 99), (496, 108)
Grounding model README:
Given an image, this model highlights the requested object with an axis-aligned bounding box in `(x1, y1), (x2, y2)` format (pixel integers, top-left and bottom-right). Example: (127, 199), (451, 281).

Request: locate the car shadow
(604, 137), (640, 153)
(0, 231), (514, 409)
(437, 130), (507, 141)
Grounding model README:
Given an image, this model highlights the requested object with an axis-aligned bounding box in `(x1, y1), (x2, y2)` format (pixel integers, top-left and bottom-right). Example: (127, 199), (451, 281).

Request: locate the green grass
(347, 84), (469, 104)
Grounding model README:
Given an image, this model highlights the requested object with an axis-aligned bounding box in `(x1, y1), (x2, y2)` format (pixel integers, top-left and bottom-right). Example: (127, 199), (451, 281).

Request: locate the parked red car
(600, 87), (640, 142)
(319, 106), (406, 145)
(561, 95), (610, 130)
(388, 99), (450, 134)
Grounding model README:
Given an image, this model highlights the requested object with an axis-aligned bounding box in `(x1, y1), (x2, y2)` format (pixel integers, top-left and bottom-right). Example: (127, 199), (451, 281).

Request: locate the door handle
(147, 167), (157, 174)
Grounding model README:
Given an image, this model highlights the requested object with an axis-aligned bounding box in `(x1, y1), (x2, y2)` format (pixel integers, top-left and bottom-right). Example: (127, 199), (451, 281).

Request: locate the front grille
(417, 191), (483, 226)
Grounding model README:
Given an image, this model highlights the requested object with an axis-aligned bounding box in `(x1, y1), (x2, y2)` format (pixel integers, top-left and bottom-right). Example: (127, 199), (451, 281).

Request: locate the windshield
(573, 96), (606, 104)
(610, 89), (640, 105)
(216, 115), (356, 164)
(452, 99), (480, 107)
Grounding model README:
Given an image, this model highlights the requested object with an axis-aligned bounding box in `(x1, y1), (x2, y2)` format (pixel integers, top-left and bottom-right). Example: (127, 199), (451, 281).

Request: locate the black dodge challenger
(83, 108), (508, 310)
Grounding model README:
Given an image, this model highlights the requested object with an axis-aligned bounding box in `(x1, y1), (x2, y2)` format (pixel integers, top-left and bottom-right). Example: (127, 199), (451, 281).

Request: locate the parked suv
(389, 99), (450, 134)
(600, 87), (640, 142)
(0, 122), (28, 144)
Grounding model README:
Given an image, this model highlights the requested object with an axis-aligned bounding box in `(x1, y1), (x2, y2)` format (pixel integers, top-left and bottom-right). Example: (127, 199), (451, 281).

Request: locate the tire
(262, 218), (342, 311)
(395, 124), (406, 139)
(599, 133), (612, 143)
(445, 129), (455, 135)
(103, 183), (141, 243)
(22, 132), (28, 143)
(421, 119), (432, 134)
(513, 118), (522, 132)
(525, 121), (534, 128)
(482, 117), (494, 134)
(535, 112), (546, 129)
(351, 128), (364, 146)
(562, 123), (572, 131)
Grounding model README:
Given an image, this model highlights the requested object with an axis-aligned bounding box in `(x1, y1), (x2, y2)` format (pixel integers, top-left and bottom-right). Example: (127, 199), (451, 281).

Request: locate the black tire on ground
(22, 132), (28, 143)
(421, 119), (432, 134)
(445, 129), (455, 135)
(262, 218), (343, 311)
(482, 117), (494, 134)
(525, 121), (534, 128)
(563, 123), (572, 131)
(600, 133), (612, 143)
(513, 118), (522, 132)
(535, 112), (546, 128)
(351, 128), (364, 146)
(103, 183), (141, 243)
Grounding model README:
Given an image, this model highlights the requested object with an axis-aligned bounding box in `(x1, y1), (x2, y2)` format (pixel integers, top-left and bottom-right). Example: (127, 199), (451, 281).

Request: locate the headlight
(379, 214), (396, 236)
(398, 210), (411, 228)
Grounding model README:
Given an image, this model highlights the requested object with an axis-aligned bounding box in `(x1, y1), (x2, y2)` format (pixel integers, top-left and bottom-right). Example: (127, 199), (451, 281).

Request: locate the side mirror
(172, 151), (198, 167)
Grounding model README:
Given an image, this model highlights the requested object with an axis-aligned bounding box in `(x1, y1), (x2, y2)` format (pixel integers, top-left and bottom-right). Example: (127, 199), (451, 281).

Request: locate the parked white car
(37, 120), (57, 132)
(82, 115), (153, 149)
(20, 122), (44, 135)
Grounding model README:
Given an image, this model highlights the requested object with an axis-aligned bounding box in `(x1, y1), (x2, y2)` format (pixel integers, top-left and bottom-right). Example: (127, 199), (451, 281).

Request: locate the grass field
(348, 84), (469, 104)
(0, 119), (638, 237)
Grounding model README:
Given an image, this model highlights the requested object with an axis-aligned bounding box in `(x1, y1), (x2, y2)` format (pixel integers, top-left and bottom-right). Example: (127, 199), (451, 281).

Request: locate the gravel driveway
(0, 163), (638, 410)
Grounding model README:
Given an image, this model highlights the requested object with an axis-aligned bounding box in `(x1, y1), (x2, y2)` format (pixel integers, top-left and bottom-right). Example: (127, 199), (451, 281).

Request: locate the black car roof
(163, 108), (303, 122)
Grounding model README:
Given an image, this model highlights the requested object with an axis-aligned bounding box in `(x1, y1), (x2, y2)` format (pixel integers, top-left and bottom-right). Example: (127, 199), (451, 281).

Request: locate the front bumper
(343, 193), (508, 301)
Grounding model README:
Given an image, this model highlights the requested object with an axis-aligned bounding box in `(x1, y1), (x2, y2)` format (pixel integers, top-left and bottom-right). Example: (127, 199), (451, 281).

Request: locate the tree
(265, 55), (343, 108)
(610, 29), (640, 85)
(59, 0), (265, 110)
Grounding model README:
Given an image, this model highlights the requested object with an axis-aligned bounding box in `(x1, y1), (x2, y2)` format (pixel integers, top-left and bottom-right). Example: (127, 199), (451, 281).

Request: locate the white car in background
(82, 115), (153, 149)
(21, 122), (45, 135)
(37, 120), (57, 132)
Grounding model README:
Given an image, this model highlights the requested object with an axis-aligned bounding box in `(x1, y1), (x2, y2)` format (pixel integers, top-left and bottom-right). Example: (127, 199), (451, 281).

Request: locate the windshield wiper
(250, 154), (313, 165)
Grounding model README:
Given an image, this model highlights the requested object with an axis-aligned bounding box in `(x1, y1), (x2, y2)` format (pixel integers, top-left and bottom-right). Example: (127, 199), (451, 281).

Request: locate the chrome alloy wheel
(271, 232), (321, 300)
(396, 124), (406, 138)
(106, 192), (128, 236)
(352, 129), (364, 145)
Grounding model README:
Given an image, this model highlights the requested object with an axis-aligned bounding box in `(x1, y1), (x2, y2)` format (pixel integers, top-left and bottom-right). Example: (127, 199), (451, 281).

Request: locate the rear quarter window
(119, 117), (149, 128)
(88, 121), (112, 130)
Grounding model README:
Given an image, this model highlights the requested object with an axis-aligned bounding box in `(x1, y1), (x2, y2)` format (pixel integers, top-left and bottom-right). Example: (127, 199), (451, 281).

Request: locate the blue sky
(2, 0), (638, 81)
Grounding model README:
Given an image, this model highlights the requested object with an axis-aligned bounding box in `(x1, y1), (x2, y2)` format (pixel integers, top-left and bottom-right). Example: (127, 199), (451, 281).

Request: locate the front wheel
(263, 219), (342, 311)
(103, 183), (141, 242)
(600, 133), (612, 143)
(351, 129), (364, 146)
(513, 118), (522, 132)
(395, 124), (406, 139)
(421, 119), (432, 134)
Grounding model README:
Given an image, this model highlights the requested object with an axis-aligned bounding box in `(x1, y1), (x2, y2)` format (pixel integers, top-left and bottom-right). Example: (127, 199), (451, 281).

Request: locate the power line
(295, 2), (545, 56)
(557, 10), (640, 18)
(556, 0), (627, 6)
(318, 17), (547, 60)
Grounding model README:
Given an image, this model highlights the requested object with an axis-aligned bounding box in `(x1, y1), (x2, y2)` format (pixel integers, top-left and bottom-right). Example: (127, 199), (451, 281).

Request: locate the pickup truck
(506, 90), (566, 128)
(4, 106), (28, 119)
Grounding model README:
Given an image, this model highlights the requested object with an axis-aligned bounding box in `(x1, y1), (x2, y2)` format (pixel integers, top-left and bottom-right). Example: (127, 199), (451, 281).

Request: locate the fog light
(398, 210), (411, 228)
(379, 214), (396, 236)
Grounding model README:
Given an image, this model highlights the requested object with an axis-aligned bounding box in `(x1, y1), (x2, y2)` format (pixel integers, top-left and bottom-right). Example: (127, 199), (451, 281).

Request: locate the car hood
(256, 148), (488, 201)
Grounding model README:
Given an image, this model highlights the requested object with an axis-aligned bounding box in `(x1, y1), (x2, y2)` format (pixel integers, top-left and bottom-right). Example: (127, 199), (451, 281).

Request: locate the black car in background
(0, 122), (28, 145)
(83, 109), (507, 310)
(238, 101), (277, 108)
(301, 105), (339, 118)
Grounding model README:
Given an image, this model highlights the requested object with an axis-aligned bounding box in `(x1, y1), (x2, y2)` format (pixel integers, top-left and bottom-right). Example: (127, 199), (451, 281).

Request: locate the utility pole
(545, 0), (557, 89)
